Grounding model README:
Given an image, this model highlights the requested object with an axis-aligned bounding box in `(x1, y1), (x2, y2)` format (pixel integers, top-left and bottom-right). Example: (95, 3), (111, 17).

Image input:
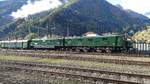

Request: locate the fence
(133, 43), (150, 56)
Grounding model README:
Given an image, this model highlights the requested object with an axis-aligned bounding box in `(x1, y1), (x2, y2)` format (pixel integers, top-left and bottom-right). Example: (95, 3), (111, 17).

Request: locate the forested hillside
(0, 0), (27, 26)
(0, 0), (150, 39)
(132, 26), (150, 43)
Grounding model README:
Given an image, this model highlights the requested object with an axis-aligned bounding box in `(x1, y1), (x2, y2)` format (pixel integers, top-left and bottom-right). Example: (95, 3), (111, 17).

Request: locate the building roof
(83, 32), (100, 37)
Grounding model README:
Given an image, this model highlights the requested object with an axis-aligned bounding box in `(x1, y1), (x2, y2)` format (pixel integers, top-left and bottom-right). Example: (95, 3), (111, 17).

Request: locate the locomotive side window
(102, 38), (107, 40)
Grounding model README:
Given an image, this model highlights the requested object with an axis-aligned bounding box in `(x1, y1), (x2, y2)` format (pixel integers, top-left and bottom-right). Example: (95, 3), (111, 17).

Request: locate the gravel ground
(0, 67), (98, 84)
(1, 54), (150, 84)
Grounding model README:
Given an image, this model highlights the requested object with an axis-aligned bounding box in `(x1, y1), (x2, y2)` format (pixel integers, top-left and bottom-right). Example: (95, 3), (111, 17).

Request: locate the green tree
(24, 33), (38, 40)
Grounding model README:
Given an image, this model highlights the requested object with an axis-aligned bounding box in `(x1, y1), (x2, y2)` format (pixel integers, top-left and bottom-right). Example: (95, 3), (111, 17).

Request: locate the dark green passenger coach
(0, 40), (30, 49)
(30, 38), (64, 49)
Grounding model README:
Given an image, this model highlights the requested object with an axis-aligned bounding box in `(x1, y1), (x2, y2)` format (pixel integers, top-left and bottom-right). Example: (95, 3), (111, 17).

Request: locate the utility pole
(28, 16), (32, 35)
(66, 19), (71, 37)
(14, 32), (17, 40)
(28, 23), (31, 35)
(67, 26), (69, 37)
(46, 24), (49, 38)
(38, 19), (42, 37)
(50, 23), (52, 38)
(38, 26), (40, 37)
(50, 22), (56, 38)
(47, 18), (51, 38)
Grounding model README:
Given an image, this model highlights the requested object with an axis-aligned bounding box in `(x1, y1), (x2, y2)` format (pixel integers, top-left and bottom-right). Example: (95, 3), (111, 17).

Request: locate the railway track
(1, 49), (150, 57)
(1, 51), (150, 66)
(0, 60), (148, 84)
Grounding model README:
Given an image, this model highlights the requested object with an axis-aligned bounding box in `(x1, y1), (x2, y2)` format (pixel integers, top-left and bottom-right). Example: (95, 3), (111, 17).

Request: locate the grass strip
(1, 55), (150, 74)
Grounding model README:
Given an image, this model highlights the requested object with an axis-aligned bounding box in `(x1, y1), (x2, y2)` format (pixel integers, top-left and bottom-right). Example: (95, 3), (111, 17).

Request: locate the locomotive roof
(66, 35), (123, 39)
(0, 35), (123, 42)
(32, 37), (63, 40)
(30, 35), (123, 40)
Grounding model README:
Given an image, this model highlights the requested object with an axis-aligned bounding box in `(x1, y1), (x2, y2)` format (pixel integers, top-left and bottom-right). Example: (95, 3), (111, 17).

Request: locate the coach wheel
(82, 48), (88, 52)
(75, 48), (80, 52)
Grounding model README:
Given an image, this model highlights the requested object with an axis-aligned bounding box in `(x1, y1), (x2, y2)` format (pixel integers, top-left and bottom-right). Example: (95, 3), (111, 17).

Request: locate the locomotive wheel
(96, 49), (102, 53)
(121, 50), (128, 54)
(71, 48), (76, 52)
(105, 48), (112, 53)
(75, 48), (81, 52)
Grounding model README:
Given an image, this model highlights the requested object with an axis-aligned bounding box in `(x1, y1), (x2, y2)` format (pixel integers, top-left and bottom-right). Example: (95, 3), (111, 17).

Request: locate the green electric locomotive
(63, 35), (132, 52)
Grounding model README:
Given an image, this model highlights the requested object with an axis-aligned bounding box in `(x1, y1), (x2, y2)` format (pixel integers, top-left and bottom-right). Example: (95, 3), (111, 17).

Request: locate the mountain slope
(145, 11), (150, 18)
(125, 9), (149, 21)
(0, 0), (28, 26)
(1, 0), (150, 39)
(50, 0), (149, 36)
(115, 4), (149, 20)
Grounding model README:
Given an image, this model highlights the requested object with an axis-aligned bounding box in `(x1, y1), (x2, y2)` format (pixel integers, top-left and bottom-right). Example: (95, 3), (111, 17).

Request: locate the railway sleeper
(0, 63), (149, 83)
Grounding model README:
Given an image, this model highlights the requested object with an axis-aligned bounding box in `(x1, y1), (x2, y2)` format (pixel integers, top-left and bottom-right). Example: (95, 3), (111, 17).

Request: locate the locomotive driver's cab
(125, 37), (136, 53)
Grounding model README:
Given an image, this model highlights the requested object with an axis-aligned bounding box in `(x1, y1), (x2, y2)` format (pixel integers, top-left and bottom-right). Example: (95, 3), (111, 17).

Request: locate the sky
(11, 0), (62, 18)
(1, 0), (150, 18)
(107, 0), (150, 17)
